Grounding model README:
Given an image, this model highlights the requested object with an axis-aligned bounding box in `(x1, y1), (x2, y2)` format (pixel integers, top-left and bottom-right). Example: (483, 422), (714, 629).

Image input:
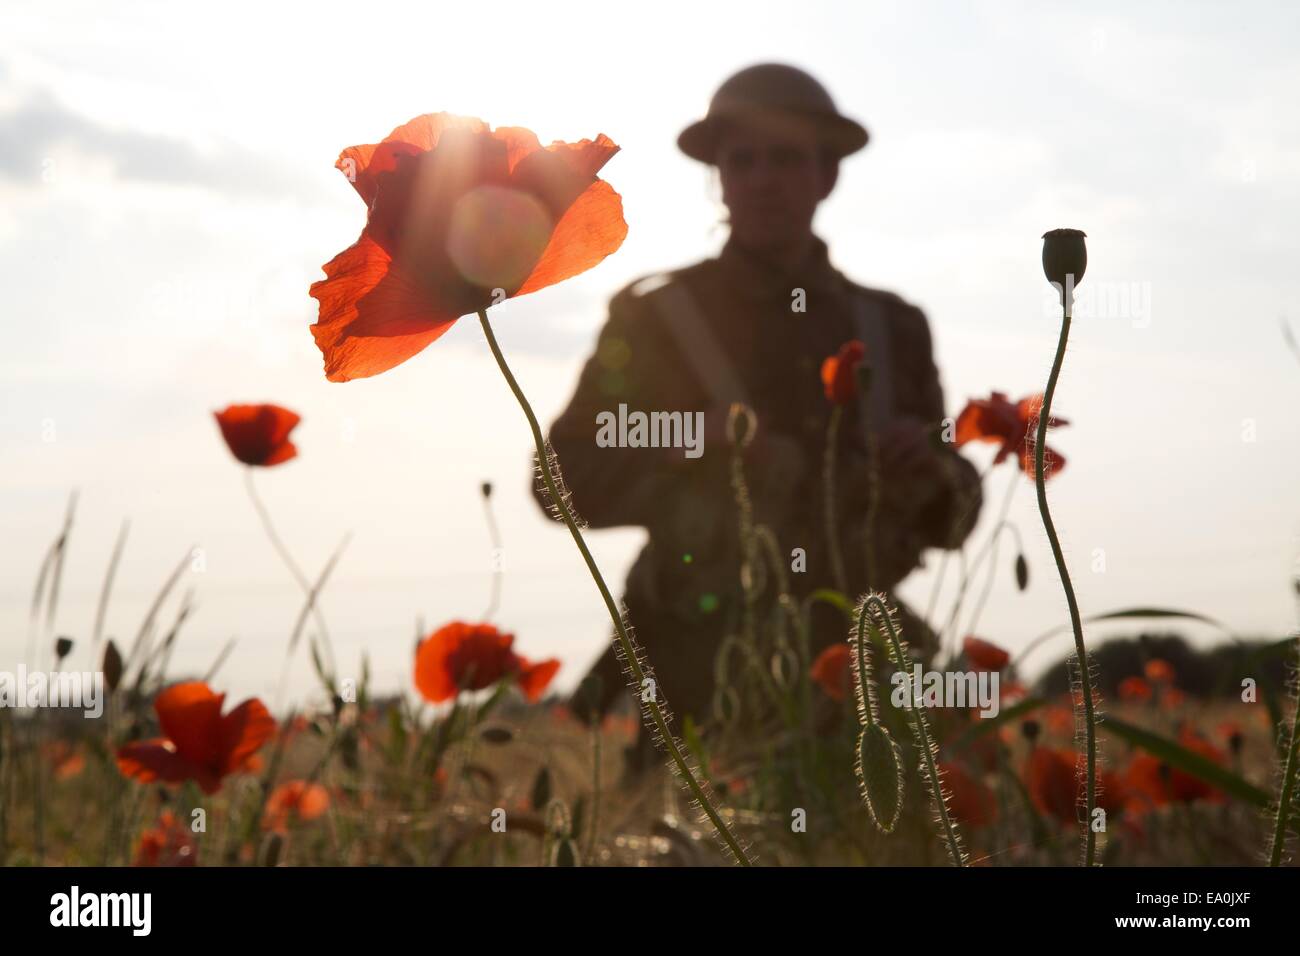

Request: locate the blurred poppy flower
(414, 621), (559, 703)
(310, 113), (628, 382)
(810, 644), (853, 701)
(134, 810), (196, 867)
(263, 780), (331, 831)
(214, 404), (300, 467)
(1026, 747), (1079, 824)
(116, 681), (276, 795)
(1217, 721), (1245, 756)
(1159, 687), (1187, 711)
(1125, 728), (1225, 809)
(1026, 747), (1125, 825)
(43, 741), (86, 781)
(820, 340), (867, 405)
(1045, 705), (1075, 736)
(954, 391), (1068, 479)
(1144, 659), (1174, 685)
(939, 761), (997, 828)
(1117, 676), (1153, 702)
(962, 636), (1010, 672)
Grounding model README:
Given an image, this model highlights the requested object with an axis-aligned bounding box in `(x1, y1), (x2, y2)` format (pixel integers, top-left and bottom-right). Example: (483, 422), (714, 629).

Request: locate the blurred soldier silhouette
(533, 63), (982, 770)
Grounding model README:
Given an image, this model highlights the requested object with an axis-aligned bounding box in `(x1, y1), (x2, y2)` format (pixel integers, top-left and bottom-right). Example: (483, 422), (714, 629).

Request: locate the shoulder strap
(851, 290), (893, 430)
(644, 277), (750, 409)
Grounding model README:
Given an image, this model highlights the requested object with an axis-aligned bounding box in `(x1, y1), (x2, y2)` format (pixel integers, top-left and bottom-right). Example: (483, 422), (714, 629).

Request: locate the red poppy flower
(1117, 675), (1153, 702)
(116, 681), (276, 795)
(962, 636), (1010, 672)
(414, 621), (559, 703)
(810, 643), (853, 701)
(214, 404), (300, 467)
(939, 761), (998, 828)
(263, 780), (331, 831)
(1144, 658), (1174, 685)
(134, 810), (197, 867)
(1044, 705), (1075, 735)
(1026, 747), (1079, 824)
(309, 113), (628, 382)
(44, 741), (86, 781)
(954, 391), (1068, 479)
(1159, 687), (1187, 711)
(820, 340), (867, 405)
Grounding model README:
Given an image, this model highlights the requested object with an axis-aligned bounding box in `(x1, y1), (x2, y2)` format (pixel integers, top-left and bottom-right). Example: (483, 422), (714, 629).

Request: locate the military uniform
(532, 233), (983, 731)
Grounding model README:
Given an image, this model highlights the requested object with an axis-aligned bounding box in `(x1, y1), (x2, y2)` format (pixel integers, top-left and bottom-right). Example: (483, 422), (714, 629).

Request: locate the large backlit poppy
(820, 340), (867, 406)
(414, 621), (559, 704)
(214, 404), (301, 467)
(310, 113), (628, 382)
(954, 391), (1068, 479)
(116, 681), (276, 795)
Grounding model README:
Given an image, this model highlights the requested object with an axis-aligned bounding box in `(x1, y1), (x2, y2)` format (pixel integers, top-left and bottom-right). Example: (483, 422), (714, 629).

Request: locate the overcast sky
(2, 0), (1298, 710)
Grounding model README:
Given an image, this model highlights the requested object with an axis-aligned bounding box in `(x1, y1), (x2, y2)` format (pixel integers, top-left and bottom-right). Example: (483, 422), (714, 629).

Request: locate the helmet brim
(677, 109), (869, 164)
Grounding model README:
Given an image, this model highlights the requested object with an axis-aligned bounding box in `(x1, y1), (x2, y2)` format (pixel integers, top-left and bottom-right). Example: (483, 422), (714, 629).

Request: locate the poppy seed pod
(1041, 228), (1088, 307)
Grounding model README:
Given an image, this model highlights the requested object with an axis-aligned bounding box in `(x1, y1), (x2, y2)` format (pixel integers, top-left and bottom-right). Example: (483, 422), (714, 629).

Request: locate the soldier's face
(715, 123), (836, 249)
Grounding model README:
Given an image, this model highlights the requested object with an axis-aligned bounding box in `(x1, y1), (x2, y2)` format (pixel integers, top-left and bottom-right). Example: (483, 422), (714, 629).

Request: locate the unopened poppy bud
(1041, 228), (1088, 308)
(55, 636), (74, 661)
(726, 402), (757, 448)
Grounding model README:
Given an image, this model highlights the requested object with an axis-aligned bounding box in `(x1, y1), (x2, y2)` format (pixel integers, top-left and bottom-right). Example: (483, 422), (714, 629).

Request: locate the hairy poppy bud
(726, 402), (757, 448)
(1041, 228), (1088, 309)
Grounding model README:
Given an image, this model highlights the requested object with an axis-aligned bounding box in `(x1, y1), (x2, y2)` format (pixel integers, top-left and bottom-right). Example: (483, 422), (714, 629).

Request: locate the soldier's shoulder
(615, 261), (712, 302)
(842, 278), (928, 321)
(607, 260), (715, 320)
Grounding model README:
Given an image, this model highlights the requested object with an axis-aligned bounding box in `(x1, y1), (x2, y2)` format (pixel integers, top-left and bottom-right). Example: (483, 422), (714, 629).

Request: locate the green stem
(476, 309), (750, 865)
(863, 409), (880, 589)
(1267, 636), (1300, 866)
(1034, 304), (1099, 867)
(866, 593), (965, 865)
(852, 601), (876, 726)
(822, 405), (849, 594)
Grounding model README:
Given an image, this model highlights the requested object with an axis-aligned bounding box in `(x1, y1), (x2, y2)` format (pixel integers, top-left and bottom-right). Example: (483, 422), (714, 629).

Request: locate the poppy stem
(1034, 304), (1100, 867)
(475, 309), (750, 865)
(1267, 635), (1300, 866)
(822, 405), (849, 594)
(865, 592), (965, 865)
(244, 469), (336, 706)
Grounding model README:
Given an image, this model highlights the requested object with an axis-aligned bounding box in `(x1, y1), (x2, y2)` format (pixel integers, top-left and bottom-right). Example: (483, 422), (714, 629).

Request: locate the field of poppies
(2, 112), (1297, 869)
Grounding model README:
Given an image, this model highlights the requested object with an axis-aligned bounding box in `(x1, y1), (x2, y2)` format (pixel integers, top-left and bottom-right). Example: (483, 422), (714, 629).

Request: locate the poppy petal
(514, 180), (628, 297)
(338, 112), (490, 207)
(309, 234), (458, 382)
(414, 626), (462, 703)
(155, 682), (226, 770)
(516, 657), (561, 702)
(218, 698), (277, 775)
(116, 739), (220, 794)
(214, 405), (300, 467)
